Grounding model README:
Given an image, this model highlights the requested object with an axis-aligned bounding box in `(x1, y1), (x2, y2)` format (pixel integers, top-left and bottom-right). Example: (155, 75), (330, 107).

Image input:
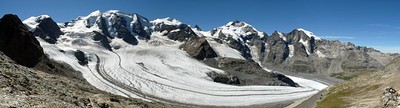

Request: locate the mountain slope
(317, 56), (400, 108)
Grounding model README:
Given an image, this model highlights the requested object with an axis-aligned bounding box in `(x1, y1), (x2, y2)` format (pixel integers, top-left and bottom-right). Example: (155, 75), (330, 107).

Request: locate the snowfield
(38, 34), (328, 106)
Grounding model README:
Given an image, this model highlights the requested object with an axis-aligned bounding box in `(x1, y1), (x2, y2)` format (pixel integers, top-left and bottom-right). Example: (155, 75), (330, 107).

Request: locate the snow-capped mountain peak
(150, 17), (182, 26)
(211, 20), (265, 40)
(23, 15), (51, 31)
(295, 28), (321, 40)
(88, 10), (102, 17)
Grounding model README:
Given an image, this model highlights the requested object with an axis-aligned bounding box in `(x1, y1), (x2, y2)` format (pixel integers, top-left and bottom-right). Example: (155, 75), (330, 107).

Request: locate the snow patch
(289, 45), (295, 57)
(296, 28), (321, 40)
(299, 38), (311, 55)
(278, 32), (287, 41)
(206, 38), (246, 60)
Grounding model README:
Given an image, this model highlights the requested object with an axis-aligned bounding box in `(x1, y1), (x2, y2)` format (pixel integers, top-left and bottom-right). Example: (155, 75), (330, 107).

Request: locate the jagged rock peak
(194, 25), (202, 31)
(271, 31), (287, 41)
(212, 20), (266, 38)
(293, 28), (321, 40)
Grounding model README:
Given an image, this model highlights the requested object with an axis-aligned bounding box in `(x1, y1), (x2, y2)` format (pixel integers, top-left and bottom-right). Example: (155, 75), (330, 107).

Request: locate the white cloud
(370, 46), (400, 53)
(369, 24), (400, 29)
(320, 36), (354, 39)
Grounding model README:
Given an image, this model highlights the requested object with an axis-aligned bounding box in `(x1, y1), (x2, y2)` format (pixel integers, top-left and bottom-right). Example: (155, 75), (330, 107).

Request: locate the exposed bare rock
(0, 14), (44, 67)
(180, 37), (217, 60)
(31, 16), (63, 44)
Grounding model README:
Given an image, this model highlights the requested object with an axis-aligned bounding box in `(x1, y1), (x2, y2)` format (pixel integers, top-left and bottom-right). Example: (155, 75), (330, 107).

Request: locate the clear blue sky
(1, 0), (399, 53)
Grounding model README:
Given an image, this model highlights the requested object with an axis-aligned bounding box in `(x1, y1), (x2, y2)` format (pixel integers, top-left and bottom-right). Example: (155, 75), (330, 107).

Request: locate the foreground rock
(0, 14), (44, 67)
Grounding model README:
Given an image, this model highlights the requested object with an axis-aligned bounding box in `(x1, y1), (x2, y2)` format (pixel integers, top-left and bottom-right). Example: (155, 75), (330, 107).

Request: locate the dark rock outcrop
(206, 71), (240, 85)
(112, 15), (138, 45)
(132, 14), (151, 40)
(0, 14), (44, 67)
(264, 32), (289, 64)
(74, 50), (88, 66)
(32, 16), (63, 44)
(91, 31), (112, 51)
(194, 25), (202, 31)
(180, 37), (217, 60)
(95, 16), (112, 39)
(205, 57), (299, 87)
(154, 23), (197, 41)
(0, 14), (85, 80)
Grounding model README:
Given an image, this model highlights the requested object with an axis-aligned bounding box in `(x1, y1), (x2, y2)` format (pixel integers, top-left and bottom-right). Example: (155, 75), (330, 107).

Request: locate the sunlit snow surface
(38, 33), (328, 106)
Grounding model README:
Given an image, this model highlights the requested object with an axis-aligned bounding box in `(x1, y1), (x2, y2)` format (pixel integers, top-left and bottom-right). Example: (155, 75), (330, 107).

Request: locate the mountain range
(0, 10), (398, 107)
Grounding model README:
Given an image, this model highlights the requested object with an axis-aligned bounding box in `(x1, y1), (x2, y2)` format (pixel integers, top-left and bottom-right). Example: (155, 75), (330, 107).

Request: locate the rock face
(180, 37), (217, 60)
(31, 16), (63, 44)
(265, 32), (289, 64)
(74, 50), (88, 65)
(131, 14), (151, 40)
(111, 14), (138, 45)
(153, 23), (198, 42)
(0, 14), (44, 67)
(206, 71), (240, 85)
(91, 31), (112, 51)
